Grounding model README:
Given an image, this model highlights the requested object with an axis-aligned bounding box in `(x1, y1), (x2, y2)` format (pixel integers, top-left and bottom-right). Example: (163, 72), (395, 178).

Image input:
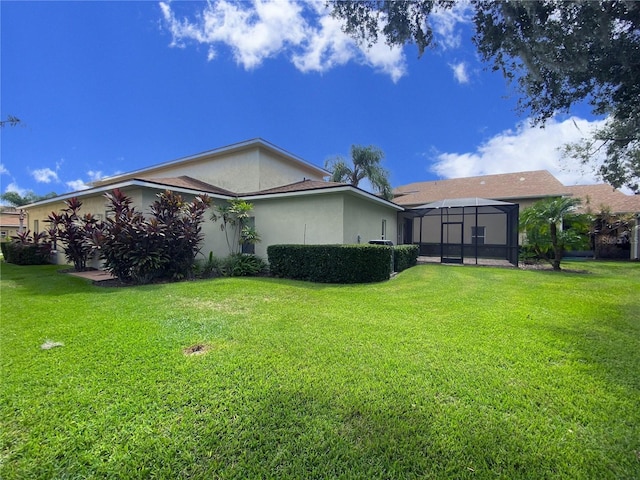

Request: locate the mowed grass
(1, 261), (639, 479)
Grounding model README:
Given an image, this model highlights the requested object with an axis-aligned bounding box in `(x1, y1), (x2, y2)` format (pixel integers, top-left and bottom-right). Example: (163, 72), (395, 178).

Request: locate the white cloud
(0, 164), (8, 175)
(31, 168), (60, 183)
(430, 1), (473, 50)
(87, 170), (104, 182)
(66, 179), (90, 192)
(430, 117), (609, 186)
(3, 182), (27, 196)
(291, 6), (357, 72)
(450, 61), (469, 84)
(160, 0), (407, 82)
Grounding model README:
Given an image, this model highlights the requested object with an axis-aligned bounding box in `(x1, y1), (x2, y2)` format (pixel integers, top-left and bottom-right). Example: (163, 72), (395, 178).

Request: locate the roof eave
(244, 185), (404, 211)
(23, 180), (234, 209)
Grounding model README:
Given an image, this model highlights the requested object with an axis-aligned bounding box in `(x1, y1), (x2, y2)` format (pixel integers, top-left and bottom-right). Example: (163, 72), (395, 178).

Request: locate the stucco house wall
(249, 194), (345, 258)
(0, 210), (23, 241)
(22, 140), (403, 269)
(93, 142), (326, 194)
(342, 193), (398, 245)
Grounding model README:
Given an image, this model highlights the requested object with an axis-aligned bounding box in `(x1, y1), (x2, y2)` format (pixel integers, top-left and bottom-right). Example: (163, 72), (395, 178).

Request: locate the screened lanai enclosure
(399, 198), (519, 266)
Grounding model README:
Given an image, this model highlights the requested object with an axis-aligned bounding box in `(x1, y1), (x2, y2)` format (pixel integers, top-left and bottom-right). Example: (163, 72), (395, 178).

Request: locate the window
(34, 220), (39, 234)
(471, 226), (485, 245)
(241, 217), (256, 254)
(0, 231), (6, 238)
(381, 219), (387, 240)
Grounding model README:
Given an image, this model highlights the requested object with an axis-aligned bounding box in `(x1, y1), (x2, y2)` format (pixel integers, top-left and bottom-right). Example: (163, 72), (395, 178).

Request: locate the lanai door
(441, 222), (463, 264)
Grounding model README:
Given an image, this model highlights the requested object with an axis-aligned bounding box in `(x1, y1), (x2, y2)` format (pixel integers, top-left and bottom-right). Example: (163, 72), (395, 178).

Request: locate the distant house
(393, 170), (640, 260)
(394, 170), (571, 211)
(24, 139), (402, 266)
(0, 207), (24, 241)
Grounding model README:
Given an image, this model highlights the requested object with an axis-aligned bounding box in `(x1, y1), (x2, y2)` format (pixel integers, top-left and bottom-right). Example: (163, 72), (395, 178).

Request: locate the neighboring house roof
(92, 138), (328, 187)
(565, 184), (640, 215)
(413, 197), (517, 209)
(0, 212), (22, 228)
(394, 170), (570, 206)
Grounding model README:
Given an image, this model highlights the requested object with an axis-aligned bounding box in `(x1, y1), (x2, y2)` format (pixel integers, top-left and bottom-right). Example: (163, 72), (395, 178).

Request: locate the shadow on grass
(201, 381), (576, 479)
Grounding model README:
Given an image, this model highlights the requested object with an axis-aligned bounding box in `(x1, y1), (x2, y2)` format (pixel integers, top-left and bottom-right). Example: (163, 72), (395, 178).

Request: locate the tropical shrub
(210, 199), (260, 255)
(394, 244), (419, 272)
(220, 253), (267, 277)
(195, 251), (222, 278)
(47, 198), (99, 271)
(267, 244), (391, 283)
(96, 189), (211, 284)
(520, 197), (590, 271)
(148, 190), (211, 279)
(2, 230), (52, 265)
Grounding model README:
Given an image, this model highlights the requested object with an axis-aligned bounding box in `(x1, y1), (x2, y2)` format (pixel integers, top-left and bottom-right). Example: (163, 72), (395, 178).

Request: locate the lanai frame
(400, 198), (519, 266)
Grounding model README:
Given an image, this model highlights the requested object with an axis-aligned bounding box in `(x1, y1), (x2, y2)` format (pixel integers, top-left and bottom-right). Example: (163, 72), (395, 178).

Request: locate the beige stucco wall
(199, 197), (243, 260)
(248, 191), (399, 259)
(96, 147), (325, 194)
(0, 225), (20, 241)
(342, 194), (398, 245)
(250, 193), (345, 258)
(25, 184), (400, 268)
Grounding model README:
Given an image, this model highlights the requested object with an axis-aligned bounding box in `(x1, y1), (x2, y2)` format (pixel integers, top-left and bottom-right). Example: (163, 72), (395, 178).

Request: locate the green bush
(267, 244), (391, 283)
(47, 197), (97, 271)
(1, 242), (51, 265)
(394, 244), (419, 272)
(519, 244), (551, 264)
(220, 253), (267, 277)
(2, 230), (52, 265)
(195, 252), (221, 278)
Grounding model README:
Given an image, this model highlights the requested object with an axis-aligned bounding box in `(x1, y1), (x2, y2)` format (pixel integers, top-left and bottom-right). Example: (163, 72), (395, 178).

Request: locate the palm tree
(325, 145), (393, 200)
(519, 197), (590, 271)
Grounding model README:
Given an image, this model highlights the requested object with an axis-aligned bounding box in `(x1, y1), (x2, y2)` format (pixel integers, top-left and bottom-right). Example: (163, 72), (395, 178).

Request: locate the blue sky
(1, 1), (607, 200)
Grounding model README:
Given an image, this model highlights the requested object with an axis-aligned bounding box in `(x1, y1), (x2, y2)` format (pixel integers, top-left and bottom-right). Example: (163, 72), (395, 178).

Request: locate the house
(393, 170), (640, 260)
(0, 207), (24, 241)
(24, 139), (402, 266)
(393, 170), (571, 211)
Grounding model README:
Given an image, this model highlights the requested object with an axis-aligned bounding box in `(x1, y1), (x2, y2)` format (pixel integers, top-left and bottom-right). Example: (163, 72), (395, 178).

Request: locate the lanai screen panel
(402, 198), (519, 265)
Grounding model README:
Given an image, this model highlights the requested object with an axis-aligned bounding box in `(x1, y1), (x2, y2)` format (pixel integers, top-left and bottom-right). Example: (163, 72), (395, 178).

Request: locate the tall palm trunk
(549, 222), (562, 271)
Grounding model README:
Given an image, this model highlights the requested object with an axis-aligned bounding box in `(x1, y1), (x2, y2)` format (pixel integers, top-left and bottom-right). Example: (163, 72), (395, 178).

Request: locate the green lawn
(1, 261), (639, 479)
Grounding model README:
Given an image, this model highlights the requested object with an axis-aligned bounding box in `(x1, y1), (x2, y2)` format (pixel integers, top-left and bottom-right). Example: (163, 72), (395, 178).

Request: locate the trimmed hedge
(1, 242), (51, 265)
(394, 244), (419, 272)
(267, 244), (392, 283)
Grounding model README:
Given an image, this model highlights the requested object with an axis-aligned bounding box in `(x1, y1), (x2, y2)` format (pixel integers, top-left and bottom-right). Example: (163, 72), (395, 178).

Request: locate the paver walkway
(67, 270), (117, 281)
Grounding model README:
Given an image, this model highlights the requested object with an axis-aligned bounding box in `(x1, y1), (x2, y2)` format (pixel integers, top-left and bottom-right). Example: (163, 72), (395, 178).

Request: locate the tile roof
(566, 184), (640, 214)
(394, 170), (569, 206)
(137, 176), (236, 196)
(137, 177), (353, 198)
(0, 212), (22, 227)
(242, 179), (349, 196)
